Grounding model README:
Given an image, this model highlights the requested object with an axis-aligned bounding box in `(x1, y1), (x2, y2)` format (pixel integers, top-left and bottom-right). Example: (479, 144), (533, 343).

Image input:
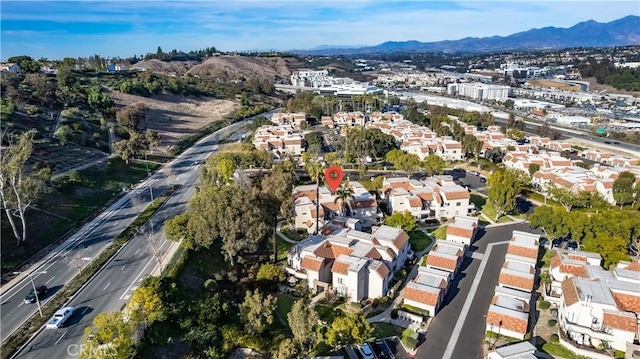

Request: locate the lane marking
(82, 306), (91, 315)
(46, 276), (55, 284)
(134, 249), (140, 255)
(121, 264), (127, 271)
(17, 302), (24, 308)
(103, 282), (111, 291)
(54, 332), (66, 345)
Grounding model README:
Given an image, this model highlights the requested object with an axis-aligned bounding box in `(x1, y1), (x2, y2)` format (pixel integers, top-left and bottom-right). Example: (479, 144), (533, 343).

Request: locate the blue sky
(1, 1), (638, 60)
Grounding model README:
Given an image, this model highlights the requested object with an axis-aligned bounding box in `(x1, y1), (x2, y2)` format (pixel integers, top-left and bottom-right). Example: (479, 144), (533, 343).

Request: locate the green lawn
(275, 235), (295, 262)
(539, 342), (589, 359)
(409, 231), (433, 252)
(470, 193), (486, 208)
(315, 304), (342, 325)
(525, 191), (562, 208)
(275, 294), (296, 327)
(280, 228), (306, 242)
(430, 226), (448, 240)
(421, 255), (428, 266)
(401, 303), (430, 317)
(538, 247), (556, 268)
(481, 202), (497, 221)
(371, 322), (404, 339)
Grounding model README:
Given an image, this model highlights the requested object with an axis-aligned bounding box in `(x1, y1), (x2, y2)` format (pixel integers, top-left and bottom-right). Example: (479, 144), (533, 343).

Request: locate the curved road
(2, 111), (278, 359)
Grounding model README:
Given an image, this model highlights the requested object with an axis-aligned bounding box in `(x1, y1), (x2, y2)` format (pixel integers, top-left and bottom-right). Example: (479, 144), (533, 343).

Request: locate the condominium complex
(447, 83), (510, 101)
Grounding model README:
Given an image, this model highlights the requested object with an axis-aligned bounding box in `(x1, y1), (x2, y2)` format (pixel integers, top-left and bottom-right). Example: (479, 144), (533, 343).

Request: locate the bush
(615, 350), (626, 359)
(372, 298), (379, 308)
(550, 334), (559, 343)
(547, 319), (557, 327)
(390, 309), (399, 319)
(539, 300), (551, 310)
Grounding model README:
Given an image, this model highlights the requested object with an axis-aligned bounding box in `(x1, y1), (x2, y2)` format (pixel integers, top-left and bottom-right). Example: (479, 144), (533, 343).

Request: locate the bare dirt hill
(108, 90), (238, 156)
(132, 59), (200, 75)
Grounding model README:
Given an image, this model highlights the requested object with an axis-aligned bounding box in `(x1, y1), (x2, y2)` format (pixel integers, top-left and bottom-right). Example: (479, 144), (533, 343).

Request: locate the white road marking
(54, 332), (66, 345)
(121, 264), (127, 271)
(134, 249), (140, 255)
(442, 240), (510, 359)
(103, 282), (111, 291)
(82, 306), (91, 315)
(17, 302), (24, 308)
(46, 276), (55, 284)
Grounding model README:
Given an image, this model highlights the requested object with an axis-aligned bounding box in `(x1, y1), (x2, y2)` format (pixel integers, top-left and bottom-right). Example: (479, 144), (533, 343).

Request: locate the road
(416, 223), (543, 359)
(3, 110), (277, 358)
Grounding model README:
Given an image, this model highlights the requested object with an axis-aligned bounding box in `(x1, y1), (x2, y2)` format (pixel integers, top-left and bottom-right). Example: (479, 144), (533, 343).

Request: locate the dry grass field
(108, 91), (238, 156)
(528, 79), (582, 92)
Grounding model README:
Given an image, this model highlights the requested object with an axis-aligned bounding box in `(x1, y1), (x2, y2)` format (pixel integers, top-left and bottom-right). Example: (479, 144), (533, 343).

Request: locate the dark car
(604, 141), (611, 144)
(551, 238), (562, 248)
(25, 285), (48, 304)
(567, 241), (578, 250)
(613, 141), (620, 145)
(479, 176), (487, 183)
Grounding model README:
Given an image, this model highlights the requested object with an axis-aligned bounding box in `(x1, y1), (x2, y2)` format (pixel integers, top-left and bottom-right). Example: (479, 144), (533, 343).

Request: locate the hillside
(133, 55), (306, 80)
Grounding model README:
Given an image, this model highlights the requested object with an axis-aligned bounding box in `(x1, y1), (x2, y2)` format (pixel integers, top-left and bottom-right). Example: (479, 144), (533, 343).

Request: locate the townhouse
(380, 176), (474, 221)
(333, 111), (366, 127)
(485, 231), (541, 340)
(549, 251), (640, 353)
(487, 341), (537, 359)
(286, 224), (410, 302)
(402, 240), (466, 315)
(531, 167), (616, 204)
(271, 112), (307, 128)
(252, 125), (305, 156)
(445, 216), (480, 246)
(292, 182), (380, 234)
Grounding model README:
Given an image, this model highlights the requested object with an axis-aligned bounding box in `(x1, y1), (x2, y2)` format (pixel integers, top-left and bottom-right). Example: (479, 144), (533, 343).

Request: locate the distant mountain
(297, 15), (640, 55)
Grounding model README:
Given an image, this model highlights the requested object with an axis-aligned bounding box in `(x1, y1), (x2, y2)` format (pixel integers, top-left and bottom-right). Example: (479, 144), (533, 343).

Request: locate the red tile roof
(507, 244), (538, 259)
(365, 248), (382, 260)
(446, 226), (474, 239)
(603, 311), (637, 332)
(392, 232), (410, 252)
(550, 254), (561, 270)
(409, 198), (422, 207)
(301, 257), (323, 272)
(499, 272), (534, 291)
(427, 254), (458, 272)
(443, 191), (470, 200)
(611, 291), (640, 313)
(404, 286), (439, 306)
(486, 310), (528, 334)
(622, 260), (640, 272)
(313, 242), (353, 259)
(332, 261), (350, 275)
(375, 263), (390, 279)
(559, 263), (589, 278)
(351, 199), (377, 209)
(561, 278), (580, 307)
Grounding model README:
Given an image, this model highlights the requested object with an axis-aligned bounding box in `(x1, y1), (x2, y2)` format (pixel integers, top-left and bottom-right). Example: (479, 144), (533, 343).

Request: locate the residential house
(286, 225), (410, 302)
(487, 341), (537, 359)
(333, 112), (366, 127)
(252, 125), (305, 156)
(425, 240), (466, 280)
(271, 112), (307, 128)
(445, 216), (479, 246)
(1, 63), (21, 73)
(347, 181), (381, 228)
(485, 305), (530, 340)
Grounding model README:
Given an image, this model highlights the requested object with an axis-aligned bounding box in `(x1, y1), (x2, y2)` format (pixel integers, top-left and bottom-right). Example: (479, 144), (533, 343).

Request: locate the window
(456, 202), (461, 206)
(337, 277), (343, 284)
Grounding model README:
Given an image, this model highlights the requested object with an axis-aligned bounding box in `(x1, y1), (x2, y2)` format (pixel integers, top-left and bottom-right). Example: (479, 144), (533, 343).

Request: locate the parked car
(360, 343), (377, 359)
(24, 285), (48, 304)
(567, 241), (578, 250)
(469, 171), (480, 176)
(479, 176), (487, 183)
(551, 238), (562, 248)
(46, 307), (75, 329)
(374, 340), (395, 359)
(613, 141), (620, 145)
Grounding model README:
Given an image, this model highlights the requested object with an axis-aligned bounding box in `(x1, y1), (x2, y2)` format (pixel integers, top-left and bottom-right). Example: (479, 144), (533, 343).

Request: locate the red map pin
(325, 166), (344, 193)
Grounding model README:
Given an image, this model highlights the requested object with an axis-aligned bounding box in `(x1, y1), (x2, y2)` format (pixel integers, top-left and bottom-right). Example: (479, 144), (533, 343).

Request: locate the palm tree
(334, 183), (355, 217)
(539, 270), (552, 296)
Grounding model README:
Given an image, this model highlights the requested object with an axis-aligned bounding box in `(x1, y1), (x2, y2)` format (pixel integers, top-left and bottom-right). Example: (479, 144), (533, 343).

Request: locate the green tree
(80, 312), (136, 359)
(487, 168), (524, 221)
(87, 86), (114, 111)
(421, 154), (446, 176)
(325, 313), (372, 348)
(547, 187), (589, 212)
(0, 130), (51, 244)
(539, 270), (552, 296)
(163, 213), (190, 241)
(116, 103), (147, 131)
(273, 338), (298, 359)
(462, 135), (483, 159)
(257, 263), (285, 283)
(506, 129), (526, 141)
(304, 132), (323, 155)
(287, 300), (319, 352)
(334, 183), (354, 216)
(185, 185), (268, 265)
(7, 55), (40, 73)
(113, 132), (149, 164)
(54, 124), (74, 145)
(344, 127), (397, 163)
(126, 285), (164, 324)
(529, 205), (569, 239)
(385, 211), (417, 232)
(583, 233), (629, 269)
(613, 172), (636, 209)
(528, 163), (540, 177)
(239, 289), (277, 335)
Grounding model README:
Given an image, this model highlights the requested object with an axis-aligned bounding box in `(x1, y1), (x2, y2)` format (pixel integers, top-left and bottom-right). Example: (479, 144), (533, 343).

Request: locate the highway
(3, 111), (275, 359)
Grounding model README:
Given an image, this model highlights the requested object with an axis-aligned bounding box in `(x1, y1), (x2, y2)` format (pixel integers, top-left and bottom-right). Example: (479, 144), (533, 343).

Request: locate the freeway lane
(9, 115), (260, 359)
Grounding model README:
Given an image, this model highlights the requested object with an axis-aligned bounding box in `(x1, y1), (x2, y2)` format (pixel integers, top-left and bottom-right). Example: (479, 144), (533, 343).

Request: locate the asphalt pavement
(415, 222), (542, 359)
(4, 111), (274, 359)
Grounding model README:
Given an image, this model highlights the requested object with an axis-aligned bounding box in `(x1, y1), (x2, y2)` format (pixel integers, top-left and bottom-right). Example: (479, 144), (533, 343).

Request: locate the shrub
(372, 298), (379, 308)
(391, 309), (399, 319)
(615, 350), (626, 359)
(539, 300), (551, 310)
(550, 334), (559, 343)
(547, 319), (557, 327)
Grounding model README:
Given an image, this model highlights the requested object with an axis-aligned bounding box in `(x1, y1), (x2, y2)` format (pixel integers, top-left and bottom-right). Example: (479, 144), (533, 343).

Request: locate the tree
(528, 163), (540, 177)
(239, 289), (277, 335)
(613, 172), (636, 209)
(145, 129), (161, 151)
(163, 213), (189, 241)
(256, 263), (285, 286)
(87, 86), (114, 112)
(0, 130), (51, 244)
(462, 135), (483, 159)
(506, 129), (526, 141)
(487, 168), (524, 221)
(528, 205), (569, 239)
(547, 187), (589, 212)
(421, 154), (446, 176)
(334, 183), (354, 216)
(81, 312), (136, 359)
(7, 55), (40, 73)
(116, 103), (147, 131)
(287, 300), (319, 351)
(344, 127), (397, 163)
(583, 233), (629, 269)
(325, 313), (372, 348)
(184, 185), (268, 265)
(304, 132), (323, 155)
(273, 339), (298, 359)
(385, 211), (417, 232)
(539, 270), (552, 296)
(126, 284), (165, 324)
(113, 132), (149, 164)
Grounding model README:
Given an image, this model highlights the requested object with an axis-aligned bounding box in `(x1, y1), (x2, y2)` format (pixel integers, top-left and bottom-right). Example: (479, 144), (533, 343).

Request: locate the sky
(1, 1), (638, 60)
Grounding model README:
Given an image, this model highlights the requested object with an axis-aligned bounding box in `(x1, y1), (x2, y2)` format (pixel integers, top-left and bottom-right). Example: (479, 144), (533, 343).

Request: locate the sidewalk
(276, 220), (299, 244)
(151, 239), (183, 277)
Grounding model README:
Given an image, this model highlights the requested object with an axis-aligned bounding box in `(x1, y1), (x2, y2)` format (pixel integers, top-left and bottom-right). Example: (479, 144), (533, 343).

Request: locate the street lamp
(14, 271), (47, 318)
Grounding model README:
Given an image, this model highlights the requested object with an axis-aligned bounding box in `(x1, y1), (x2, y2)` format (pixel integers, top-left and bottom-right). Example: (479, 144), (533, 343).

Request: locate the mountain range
(295, 15), (640, 55)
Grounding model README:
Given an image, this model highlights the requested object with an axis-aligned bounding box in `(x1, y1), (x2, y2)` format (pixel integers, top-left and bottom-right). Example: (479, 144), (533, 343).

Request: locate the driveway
(415, 223), (542, 359)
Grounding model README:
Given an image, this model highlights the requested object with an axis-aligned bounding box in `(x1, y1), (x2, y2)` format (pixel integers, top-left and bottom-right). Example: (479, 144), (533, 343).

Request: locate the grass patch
(430, 226), (448, 240)
(525, 191), (562, 208)
(421, 255), (428, 266)
(366, 308), (385, 319)
(470, 193), (486, 208)
(538, 247), (556, 268)
(481, 201), (497, 222)
(401, 328), (419, 350)
(409, 231), (433, 252)
(497, 215), (514, 223)
(315, 304), (341, 325)
(280, 228), (306, 242)
(538, 342), (589, 359)
(274, 235), (296, 262)
(275, 294), (296, 328)
(371, 322), (404, 339)
(400, 304), (430, 317)
(485, 331), (521, 343)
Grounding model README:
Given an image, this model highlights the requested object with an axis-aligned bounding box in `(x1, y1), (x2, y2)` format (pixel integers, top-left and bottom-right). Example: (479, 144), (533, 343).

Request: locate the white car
(46, 306), (75, 329)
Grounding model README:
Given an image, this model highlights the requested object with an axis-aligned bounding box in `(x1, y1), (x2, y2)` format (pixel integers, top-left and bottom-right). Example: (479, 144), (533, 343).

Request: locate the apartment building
(271, 112), (307, 128)
(380, 176), (474, 221)
(531, 167), (616, 204)
(447, 83), (510, 101)
(286, 224), (410, 302)
(252, 125), (305, 156)
(445, 216), (480, 246)
(333, 111), (366, 127)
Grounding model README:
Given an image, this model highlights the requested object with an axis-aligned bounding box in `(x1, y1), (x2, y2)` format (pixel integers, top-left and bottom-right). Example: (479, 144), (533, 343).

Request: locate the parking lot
(352, 338), (409, 359)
